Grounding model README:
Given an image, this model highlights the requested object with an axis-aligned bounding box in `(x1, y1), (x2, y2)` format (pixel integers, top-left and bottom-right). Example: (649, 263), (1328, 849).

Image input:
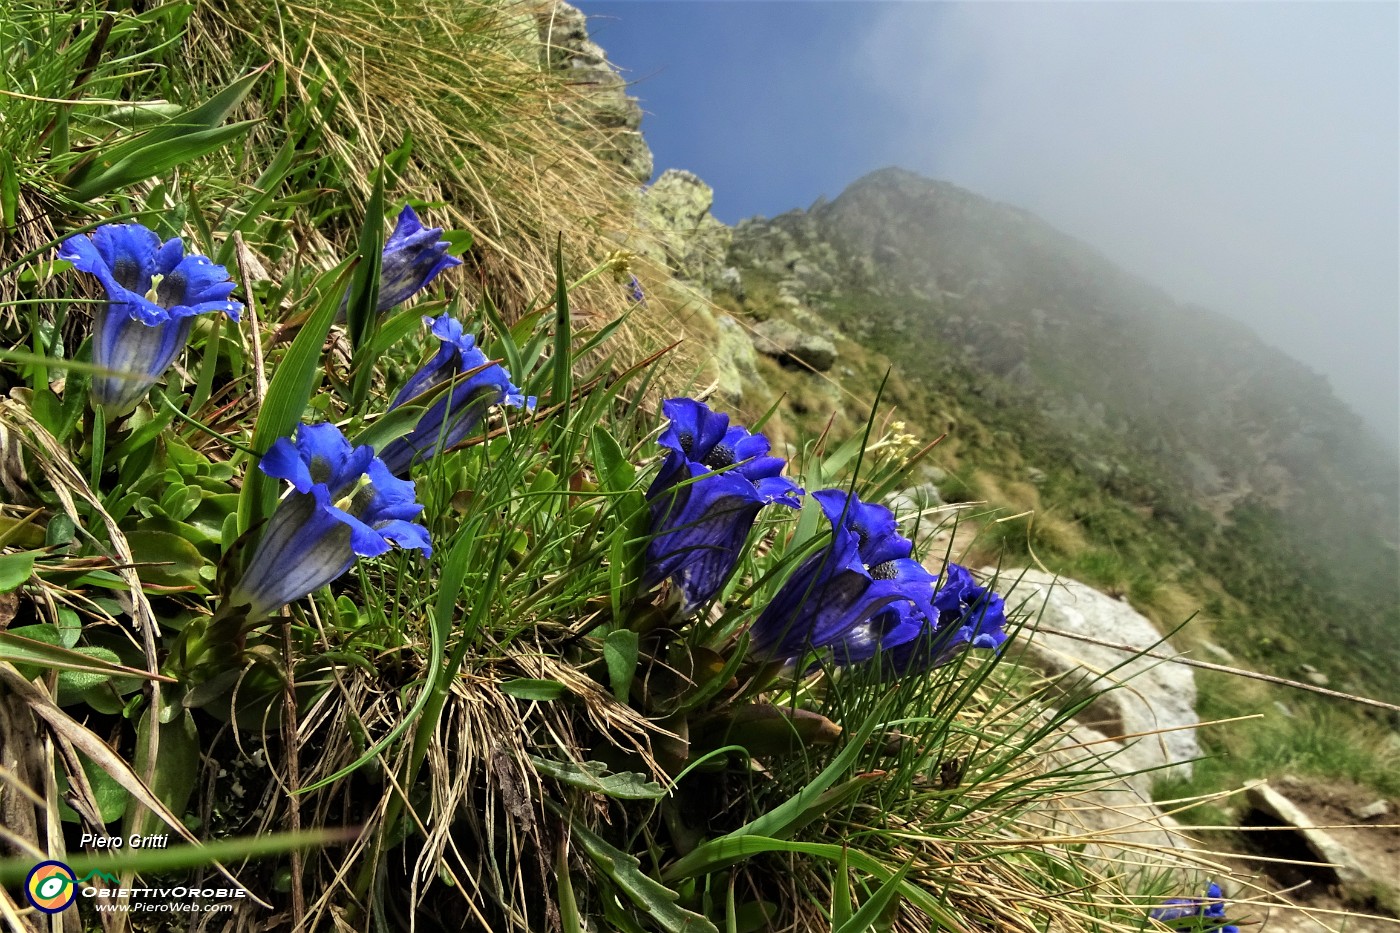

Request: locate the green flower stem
(157, 392), (258, 455)
(88, 407), (106, 493)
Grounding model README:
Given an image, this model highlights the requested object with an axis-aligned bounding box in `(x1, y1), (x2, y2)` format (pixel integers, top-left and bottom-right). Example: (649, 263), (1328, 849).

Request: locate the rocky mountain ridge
(626, 160), (1399, 695)
(750, 172), (1395, 610)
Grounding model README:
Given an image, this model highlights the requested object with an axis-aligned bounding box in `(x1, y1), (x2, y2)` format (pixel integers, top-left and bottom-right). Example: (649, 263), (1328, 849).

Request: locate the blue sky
(578, 2), (920, 223)
(577, 2), (1400, 448)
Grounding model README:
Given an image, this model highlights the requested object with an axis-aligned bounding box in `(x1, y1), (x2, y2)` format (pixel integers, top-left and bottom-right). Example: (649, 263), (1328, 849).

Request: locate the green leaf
(500, 679), (568, 701)
(0, 514), (45, 550)
(237, 259), (353, 535)
(57, 749), (130, 824)
(353, 403), (427, 452)
(529, 756), (664, 800)
(0, 151), (18, 231)
(126, 529), (207, 589)
(126, 708), (201, 841)
(64, 67), (267, 201)
(0, 551), (36, 592)
(831, 845), (853, 932)
(550, 239), (574, 481)
(603, 629), (639, 702)
(55, 608), (82, 650)
(551, 240), (573, 408)
(557, 831), (582, 933)
(346, 164), (386, 409)
(591, 425), (635, 492)
(69, 122), (259, 203)
(365, 304), (432, 359)
(560, 811), (718, 933)
(0, 630), (164, 684)
(56, 646), (124, 695)
(832, 860), (912, 933)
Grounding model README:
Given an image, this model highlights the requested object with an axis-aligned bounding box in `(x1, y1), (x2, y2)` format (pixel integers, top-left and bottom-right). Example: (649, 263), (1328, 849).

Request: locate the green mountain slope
(712, 167), (1399, 703)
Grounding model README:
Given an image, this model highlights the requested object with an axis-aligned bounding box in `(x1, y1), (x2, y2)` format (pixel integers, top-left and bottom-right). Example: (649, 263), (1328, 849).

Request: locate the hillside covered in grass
(0, 2), (1394, 932)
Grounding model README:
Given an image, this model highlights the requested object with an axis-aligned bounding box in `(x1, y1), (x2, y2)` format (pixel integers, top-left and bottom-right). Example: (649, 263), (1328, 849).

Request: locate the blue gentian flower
(628, 274), (645, 304)
(58, 223), (242, 416)
(825, 602), (926, 666)
(642, 398), (802, 613)
(876, 563), (1009, 677)
(376, 205), (461, 312)
(228, 422), (431, 620)
(749, 489), (936, 660)
(1149, 883), (1239, 932)
(378, 314), (532, 476)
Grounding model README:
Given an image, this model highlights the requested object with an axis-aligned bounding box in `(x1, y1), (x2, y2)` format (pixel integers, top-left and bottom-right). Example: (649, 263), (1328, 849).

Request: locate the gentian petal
(876, 564), (1008, 678)
(89, 224), (160, 291)
(374, 519), (434, 557)
(644, 398), (803, 612)
(89, 309), (193, 414)
(154, 236), (185, 275)
(259, 437), (316, 492)
(61, 222), (242, 415)
(656, 397), (729, 463)
(1148, 883), (1239, 932)
(361, 459), (427, 523)
(324, 503), (394, 558)
(376, 205), (462, 312)
(382, 314), (527, 475)
(750, 488), (942, 663)
(228, 422), (431, 619)
(228, 493), (355, 620)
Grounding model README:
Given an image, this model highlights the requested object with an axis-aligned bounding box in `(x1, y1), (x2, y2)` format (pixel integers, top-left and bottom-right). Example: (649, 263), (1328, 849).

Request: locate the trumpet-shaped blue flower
(58, 223), (242, 416)
(336, 205), (461, 321)
(377, 205), (461, 312)
(642, 398), (802, 612)
(378, 314), (532, 476)
(1149, 883), (1239, 933)
(228, 422), (431, 620)
(749, 489), (936, 660)
(876, 563), (1008, 677)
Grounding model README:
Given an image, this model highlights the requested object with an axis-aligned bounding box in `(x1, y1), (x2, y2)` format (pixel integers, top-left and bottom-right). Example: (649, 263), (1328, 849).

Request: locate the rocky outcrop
(751, 318), (837, 372)
(731, 211), (845, 307)
(1003, 570), (1200, 785)
(885, 482), (944, 521)
(536, 2), (652, 183)
(712, 314), (762, 405)
(1244, 781), (1369, 887)
(635, 170), (732, 289)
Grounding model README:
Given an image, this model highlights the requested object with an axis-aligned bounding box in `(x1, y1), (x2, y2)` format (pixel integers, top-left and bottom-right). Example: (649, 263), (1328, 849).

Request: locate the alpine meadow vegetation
(0, 2), (1354, 932)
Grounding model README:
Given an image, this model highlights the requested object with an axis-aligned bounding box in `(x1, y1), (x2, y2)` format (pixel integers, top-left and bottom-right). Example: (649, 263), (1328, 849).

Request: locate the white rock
(1034, 718), (1188, 869)
(1351, 799), (1392, 821)
(1201, 640), (1235, 664)
(998, 569), (1200, 783)
(1244, 781), (1368, 886)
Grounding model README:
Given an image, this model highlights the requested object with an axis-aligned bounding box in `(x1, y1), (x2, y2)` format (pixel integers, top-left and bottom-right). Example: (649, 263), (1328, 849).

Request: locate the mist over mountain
(705, 165), (1400, 691)
(799, 167), (1395, 510)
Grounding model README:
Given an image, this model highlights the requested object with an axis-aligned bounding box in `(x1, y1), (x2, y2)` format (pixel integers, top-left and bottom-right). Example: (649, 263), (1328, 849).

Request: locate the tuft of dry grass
(185, 0), (639, 327)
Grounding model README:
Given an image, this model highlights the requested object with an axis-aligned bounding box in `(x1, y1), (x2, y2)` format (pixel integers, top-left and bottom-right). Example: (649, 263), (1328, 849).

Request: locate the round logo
(25, 861), (77, 913)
